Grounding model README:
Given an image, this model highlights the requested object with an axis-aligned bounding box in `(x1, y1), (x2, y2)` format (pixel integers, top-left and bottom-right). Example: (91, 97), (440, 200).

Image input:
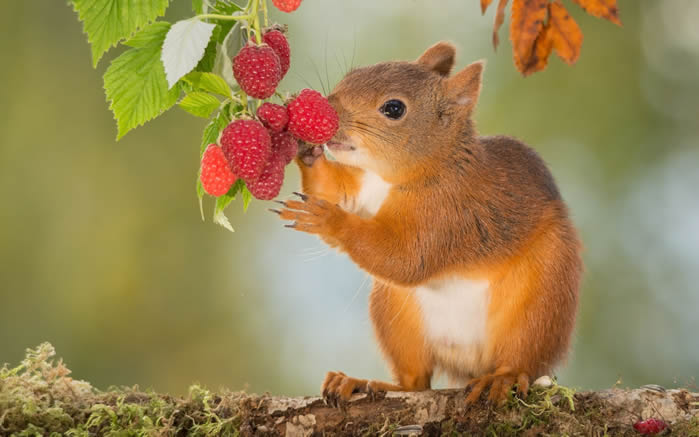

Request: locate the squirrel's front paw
(297, 143), (324, 167)
(275, 192), (346, 237)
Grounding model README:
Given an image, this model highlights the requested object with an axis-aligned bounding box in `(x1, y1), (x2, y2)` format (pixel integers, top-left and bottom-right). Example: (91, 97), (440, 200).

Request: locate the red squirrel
(275, 42), (582, 405)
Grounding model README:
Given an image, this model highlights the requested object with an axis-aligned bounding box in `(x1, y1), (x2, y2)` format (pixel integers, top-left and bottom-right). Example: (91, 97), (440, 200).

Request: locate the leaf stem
(262, 0), (269, 28)
(251, 0), (262, 44)
(240, 92), (249, 114)
(195, 13), (254, 21)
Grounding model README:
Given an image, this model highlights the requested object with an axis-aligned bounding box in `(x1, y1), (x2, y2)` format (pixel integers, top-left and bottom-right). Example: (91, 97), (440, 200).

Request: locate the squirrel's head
(326, 42), (484, 181)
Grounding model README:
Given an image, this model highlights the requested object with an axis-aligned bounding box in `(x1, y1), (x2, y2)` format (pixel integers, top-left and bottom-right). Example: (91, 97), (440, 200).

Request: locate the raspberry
(220, 120), (272, 183)
(233, 44), (281, 99)
(270, 130), (299, 164)
(287, 89), (339, 144)
(271, 0), (302, 13)
(257, 102), (289, 132)
(200, 144), (237, 197)
(247, 154), (285, 200)
(262, 30), (291, 78)
(633, 418), (667, 435)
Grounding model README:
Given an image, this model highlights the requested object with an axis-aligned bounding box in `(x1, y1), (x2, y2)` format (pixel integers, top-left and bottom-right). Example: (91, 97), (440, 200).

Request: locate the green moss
(0, 343), (241, 436)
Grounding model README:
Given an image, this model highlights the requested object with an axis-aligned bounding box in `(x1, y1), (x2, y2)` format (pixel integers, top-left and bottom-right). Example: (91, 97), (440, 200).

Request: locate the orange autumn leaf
(520, 24), (553, 75)
(481, 0), (620, 75)
(548, 0), (583, 65)
(510, 0), (548, 73)
(572, 0), (622, 26)
(492, 0), (510, 48)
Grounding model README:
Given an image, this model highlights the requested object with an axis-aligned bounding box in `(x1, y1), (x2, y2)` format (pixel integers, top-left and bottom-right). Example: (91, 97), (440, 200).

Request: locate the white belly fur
(339, 170), (489, 380)
(414, 277), (491, 382)
(340, 171), (392, 218)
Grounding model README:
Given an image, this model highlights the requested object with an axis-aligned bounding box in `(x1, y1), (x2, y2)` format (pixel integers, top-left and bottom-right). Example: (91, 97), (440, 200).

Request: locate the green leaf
(194, 32), (218, 72)
(184, 72), (232, 97)
(200, 110), (230, 157)
(104, 22), (180, 139)
(213, 180), (244, 232)
(212, 0), (243, 25)
(192, 0), (204, 14)
(212, 0), (243, 14)
(179, 92), (220, 118)
(241, 186), (252, 212)
(72, 0), (170, 67)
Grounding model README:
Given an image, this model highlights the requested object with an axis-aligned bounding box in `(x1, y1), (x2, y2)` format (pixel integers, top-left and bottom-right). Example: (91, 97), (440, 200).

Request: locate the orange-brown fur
(278, 41), (582, 406)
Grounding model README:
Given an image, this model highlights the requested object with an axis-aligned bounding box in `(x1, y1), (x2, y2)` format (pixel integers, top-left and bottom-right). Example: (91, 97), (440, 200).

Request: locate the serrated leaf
(72, 0), (169, 67)
(179, 92), (220, 118)
(104, 22), (180, 140)
(184, 72), (232, 97)
(213, 180), (244, 232)
(200, 110), (231, 157)
(194, 30), (219, 72)
(162, 19), (216, 88)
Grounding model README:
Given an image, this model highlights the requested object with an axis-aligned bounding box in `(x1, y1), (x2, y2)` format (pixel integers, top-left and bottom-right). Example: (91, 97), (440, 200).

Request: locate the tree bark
(239, 385), (697, 436)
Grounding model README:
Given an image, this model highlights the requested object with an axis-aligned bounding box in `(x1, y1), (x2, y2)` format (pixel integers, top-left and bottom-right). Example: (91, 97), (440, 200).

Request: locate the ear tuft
(416, 42), (456, 77)
(446, 60), (485, 111)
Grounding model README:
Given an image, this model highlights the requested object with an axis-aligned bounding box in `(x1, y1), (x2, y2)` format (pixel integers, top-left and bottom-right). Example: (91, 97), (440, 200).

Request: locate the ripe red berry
(262, 30), (291, 78)
(220, 120), (272, 183)
(287, 89), (339, 144)
(633, 418), (667, 435)
(270, 130), (299, 164)
(247, 154), (285, 200)
(257, 102), (289, 132)
(271, 0), (302, 13)
(233, 44), (281, 99)
(200, 144), (237, 197)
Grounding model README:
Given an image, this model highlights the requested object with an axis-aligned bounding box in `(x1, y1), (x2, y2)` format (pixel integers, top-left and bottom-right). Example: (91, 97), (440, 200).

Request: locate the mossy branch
(1, 344), (697, 436)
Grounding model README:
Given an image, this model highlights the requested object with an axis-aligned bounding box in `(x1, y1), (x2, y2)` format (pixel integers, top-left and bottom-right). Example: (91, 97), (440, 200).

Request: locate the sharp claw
(284, 223), (297, 228)
(268, 208), (281, 214)
(274, 200), (287, 206)
(293, 191), (309, 201)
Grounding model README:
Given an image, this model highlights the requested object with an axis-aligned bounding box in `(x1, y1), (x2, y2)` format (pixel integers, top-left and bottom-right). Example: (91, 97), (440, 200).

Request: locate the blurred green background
(1, 0), (697, 397)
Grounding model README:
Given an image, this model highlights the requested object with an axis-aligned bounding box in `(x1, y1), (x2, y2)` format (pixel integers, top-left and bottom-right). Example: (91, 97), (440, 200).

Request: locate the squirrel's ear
(416, 42), (456, 77)
(446, 60), (485, 110)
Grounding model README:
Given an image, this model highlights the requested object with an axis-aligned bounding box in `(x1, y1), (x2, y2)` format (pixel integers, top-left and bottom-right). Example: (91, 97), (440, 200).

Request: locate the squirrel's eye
(379, 99), (406, 120)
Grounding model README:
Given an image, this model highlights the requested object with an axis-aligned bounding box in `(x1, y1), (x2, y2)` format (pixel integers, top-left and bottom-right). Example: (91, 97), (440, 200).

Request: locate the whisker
(351, 29), (357, 70)
(324, 32), (331, 95)
(342, 273), (371, 314)
(293, 71), (316, 91)
(333, 53), (344, 77)
(387, 288), (412, 328)
(308, 56), (327, 95)
(351, 120), (402, 137)
(346, 123), (403, 146)
(346, 126), (400, 147)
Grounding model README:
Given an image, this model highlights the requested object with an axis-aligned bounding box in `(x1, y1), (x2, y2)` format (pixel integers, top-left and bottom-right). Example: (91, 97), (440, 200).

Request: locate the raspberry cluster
(200, 25), (340, 203)
(632, 418), (667, 435)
